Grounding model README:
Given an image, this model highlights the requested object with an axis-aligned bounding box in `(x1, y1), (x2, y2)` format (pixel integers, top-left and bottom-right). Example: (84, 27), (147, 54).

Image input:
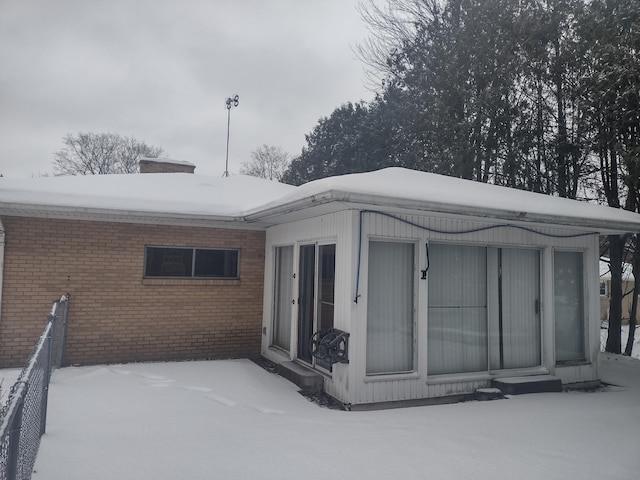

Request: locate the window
(428, 244), (488, 375)
(599, 282), (607, 296)
(366, 241), (415, 375)
(144, 247), (239, 278)
(554, 251), (585, 362)
(427, 244), (541, 375)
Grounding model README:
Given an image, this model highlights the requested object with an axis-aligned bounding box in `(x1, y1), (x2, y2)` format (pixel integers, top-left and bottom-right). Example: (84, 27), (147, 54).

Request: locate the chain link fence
(0, 294), (69, 480)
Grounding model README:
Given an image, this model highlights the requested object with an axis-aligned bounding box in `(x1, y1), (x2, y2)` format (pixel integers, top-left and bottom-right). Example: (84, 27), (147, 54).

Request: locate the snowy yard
(25, 352), (640, 480)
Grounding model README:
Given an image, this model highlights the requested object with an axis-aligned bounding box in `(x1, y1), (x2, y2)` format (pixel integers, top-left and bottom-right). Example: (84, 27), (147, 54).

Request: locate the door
(297, 245), (316, 363)
(297, 244), (336, 368)
(491, 248), (541, 370)
(315, 244), (336, 370)
(272, 246), (293, 351)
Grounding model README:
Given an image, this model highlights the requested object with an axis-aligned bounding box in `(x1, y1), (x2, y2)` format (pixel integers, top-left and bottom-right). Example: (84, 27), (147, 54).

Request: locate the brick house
(0, 159), (294, 367)
(2, 162), (640, 407)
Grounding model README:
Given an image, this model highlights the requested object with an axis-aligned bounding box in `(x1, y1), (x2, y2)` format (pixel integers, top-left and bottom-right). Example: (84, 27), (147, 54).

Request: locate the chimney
(139, 158), (196, 174)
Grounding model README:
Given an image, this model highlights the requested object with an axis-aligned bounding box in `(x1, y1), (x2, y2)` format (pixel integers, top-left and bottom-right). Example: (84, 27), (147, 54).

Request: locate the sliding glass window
(366, 241), (415, 375)
(427, 244), (488, 375)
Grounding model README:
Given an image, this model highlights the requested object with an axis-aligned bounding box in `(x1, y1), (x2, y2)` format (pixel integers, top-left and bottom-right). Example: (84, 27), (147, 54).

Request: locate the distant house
(2, 161), (640, 407)
(599, 259), (637, 324)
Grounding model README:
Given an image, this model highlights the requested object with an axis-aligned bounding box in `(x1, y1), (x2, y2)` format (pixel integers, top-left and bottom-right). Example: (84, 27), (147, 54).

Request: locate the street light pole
(223, 94), (239, 177)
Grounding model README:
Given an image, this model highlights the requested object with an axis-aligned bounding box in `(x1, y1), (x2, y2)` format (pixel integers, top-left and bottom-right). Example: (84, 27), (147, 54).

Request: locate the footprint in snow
(146, 381), (174, 388)
(139, 373), (170, 381)
(205, 394), (236, 407)
(254, 406), (285, 415)
(110, 368), (131, 375)
(137, 374), (176, 388)
(183, 385), (213, 393)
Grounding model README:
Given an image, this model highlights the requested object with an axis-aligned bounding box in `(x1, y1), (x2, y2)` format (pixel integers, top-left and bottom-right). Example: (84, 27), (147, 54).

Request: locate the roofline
(3, 188), (639, 235)
(0, 202), (267, 230)
(244, 189), (640, 234)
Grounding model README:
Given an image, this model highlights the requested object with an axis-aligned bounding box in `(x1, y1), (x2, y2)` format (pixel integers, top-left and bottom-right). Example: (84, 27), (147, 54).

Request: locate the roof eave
(245, 190), (640, 234)
(0, 203), (266, 230)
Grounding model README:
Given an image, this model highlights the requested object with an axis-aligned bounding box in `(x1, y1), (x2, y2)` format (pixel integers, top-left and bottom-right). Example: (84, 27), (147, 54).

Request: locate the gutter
(243, 190), (347, 222)
(244, 189), (640, 234)
(0, 202), (268, 230)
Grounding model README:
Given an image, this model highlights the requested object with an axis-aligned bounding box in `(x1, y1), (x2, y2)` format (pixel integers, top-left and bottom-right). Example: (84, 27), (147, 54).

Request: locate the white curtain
(554, 251), (585, 362)
(366, 241), (415, 375)
(272, 246), (293, 351)
(428, 244), (487, 375)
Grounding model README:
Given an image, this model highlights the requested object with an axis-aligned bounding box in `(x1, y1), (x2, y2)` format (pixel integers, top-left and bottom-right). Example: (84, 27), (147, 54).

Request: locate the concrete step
(492, 375), (562, 395)
(475, 387), (505, 401)
(277, 361), (324, 393)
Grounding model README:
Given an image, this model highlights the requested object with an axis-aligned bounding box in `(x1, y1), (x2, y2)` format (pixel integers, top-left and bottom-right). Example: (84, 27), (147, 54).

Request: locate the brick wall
(0, 216), (265, 367)
(139, 159), (195, 174)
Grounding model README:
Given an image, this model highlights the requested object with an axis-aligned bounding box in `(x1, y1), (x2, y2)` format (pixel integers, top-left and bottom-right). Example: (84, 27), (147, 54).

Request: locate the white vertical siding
(264, 208), (600, 407)
(261, 210), (357, 403)
(350, 211), (599, 407)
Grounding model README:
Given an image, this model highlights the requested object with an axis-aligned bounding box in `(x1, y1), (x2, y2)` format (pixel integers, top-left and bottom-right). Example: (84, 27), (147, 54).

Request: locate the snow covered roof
(1, 167), (640, 233)
(246, 168), (640, 233)
(0, 173), (295, 228)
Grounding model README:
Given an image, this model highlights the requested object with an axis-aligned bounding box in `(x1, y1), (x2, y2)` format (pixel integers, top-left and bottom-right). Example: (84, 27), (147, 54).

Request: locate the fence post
(6, 388), (25, 480)
(58, 294), (70, 368)
(0, 294), (70, 480)
(40, 316), (54, 437)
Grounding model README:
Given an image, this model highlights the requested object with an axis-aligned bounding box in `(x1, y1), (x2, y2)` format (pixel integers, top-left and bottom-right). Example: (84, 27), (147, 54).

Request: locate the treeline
(283, 0), (640, 354)
(285, 0), (638, 200)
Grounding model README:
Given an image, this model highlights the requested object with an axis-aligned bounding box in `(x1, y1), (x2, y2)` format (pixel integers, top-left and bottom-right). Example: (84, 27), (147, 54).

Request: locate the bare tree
(52, 133), (164, 175)
(240, 145), (290, 181)
(355, 0), (438, 89)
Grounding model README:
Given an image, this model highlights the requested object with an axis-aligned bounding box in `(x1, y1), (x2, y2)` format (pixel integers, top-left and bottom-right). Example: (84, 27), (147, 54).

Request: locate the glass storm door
(272, 246), (293, 352)
(315, 244), (336, 370)
(296, 244), (336, 367)
(297, 245), (316, 363)
(491, 248), (541, 370)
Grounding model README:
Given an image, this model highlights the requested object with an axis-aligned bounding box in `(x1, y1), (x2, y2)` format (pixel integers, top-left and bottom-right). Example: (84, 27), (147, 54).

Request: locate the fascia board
(0, 202), (266, 230)
(245, 189), (640, 234)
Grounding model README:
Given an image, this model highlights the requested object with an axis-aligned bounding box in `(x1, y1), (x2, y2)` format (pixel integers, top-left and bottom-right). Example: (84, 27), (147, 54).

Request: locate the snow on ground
(600, 324), (640, 360)
(0, 368), (20, 404)
(29, 354), (639, 480)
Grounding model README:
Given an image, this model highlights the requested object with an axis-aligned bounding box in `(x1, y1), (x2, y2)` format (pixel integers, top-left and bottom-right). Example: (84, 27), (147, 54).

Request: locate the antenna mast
(223, 94), (239, 177)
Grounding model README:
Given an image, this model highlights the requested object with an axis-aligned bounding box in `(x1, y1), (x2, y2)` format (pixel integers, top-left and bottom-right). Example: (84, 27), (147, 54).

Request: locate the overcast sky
(0, 0), (377, 178)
